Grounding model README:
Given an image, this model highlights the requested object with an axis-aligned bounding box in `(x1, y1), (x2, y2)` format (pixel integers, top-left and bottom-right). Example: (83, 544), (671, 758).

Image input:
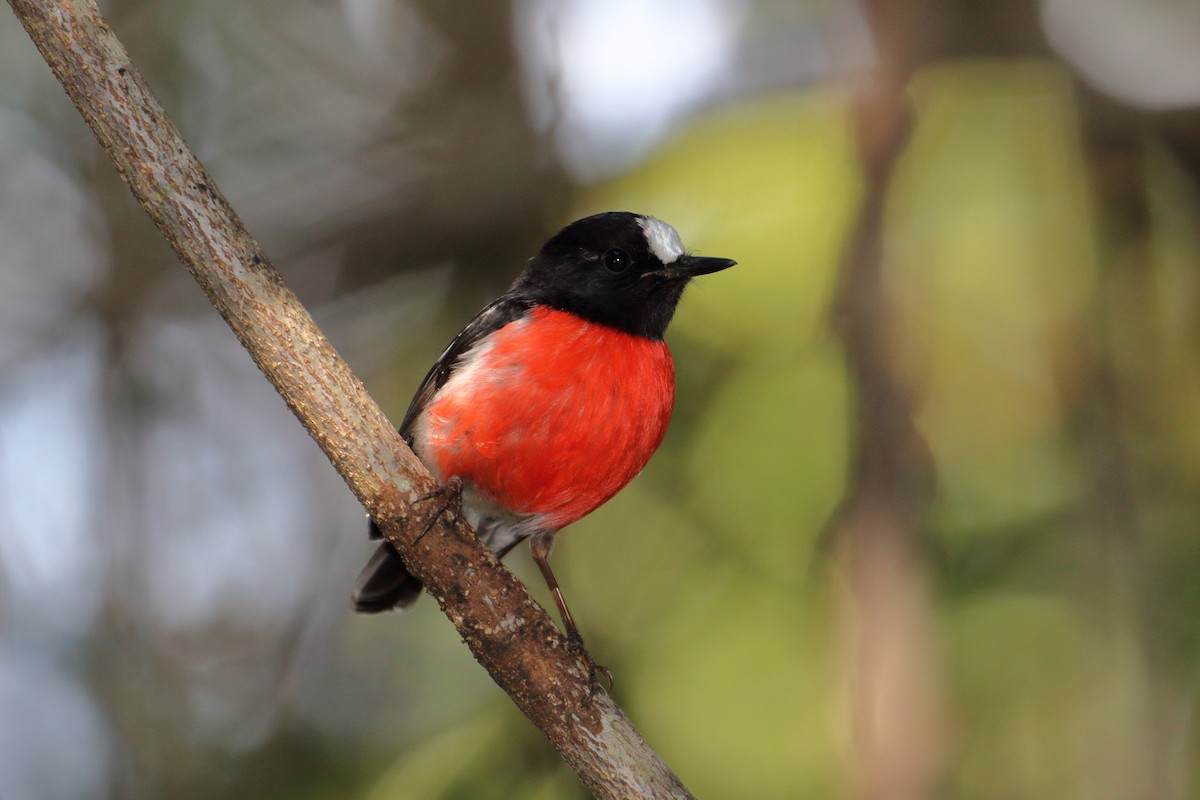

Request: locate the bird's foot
(411, 476), (464, 546)
(567, 631), (613, 703)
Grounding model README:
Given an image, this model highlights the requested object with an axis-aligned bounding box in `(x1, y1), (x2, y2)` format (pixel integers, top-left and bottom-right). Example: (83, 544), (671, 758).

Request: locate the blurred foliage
(2, 1), (1200, 799)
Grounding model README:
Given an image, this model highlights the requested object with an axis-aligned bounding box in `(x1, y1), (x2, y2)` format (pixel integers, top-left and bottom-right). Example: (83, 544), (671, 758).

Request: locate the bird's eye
(604, 249), (630, 273)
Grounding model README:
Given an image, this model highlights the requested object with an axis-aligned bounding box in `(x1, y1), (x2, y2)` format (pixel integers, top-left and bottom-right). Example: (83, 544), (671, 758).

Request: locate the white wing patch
(638, 216), (685, 264)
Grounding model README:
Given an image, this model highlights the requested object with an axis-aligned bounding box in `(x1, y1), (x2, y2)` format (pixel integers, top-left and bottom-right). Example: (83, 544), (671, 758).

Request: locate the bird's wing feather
(397, 293), (535, 442)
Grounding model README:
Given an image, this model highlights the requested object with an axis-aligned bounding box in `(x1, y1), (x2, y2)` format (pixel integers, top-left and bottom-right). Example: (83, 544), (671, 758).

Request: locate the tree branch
(7, 1), (693, 797)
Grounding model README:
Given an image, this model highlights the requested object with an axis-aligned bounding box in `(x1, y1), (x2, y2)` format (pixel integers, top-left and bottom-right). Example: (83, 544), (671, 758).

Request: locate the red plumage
(416, 307), (675, 531)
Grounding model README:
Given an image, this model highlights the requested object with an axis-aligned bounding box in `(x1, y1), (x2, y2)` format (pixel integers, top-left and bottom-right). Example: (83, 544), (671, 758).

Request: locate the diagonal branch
(7, 1), (693, 797)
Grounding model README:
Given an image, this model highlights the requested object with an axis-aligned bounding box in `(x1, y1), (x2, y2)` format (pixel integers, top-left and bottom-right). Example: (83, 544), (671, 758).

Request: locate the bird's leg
(530, 531), (614, 700)
(411, 475), (464, 546)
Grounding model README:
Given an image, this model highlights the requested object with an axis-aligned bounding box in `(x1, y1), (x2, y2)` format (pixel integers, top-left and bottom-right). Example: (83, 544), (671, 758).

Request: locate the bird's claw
(411, 476), (464, 546)
(567, 631), (613, 703)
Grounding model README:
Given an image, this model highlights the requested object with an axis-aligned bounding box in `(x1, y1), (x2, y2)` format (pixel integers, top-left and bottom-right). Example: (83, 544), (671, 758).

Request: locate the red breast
(412, 306), (675, 530)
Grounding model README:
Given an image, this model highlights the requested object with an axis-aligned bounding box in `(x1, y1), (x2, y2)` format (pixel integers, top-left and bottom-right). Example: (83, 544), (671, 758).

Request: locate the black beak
(673, 254), (737, 277)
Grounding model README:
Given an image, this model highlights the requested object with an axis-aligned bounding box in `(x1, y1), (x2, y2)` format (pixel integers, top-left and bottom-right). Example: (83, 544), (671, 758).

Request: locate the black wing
(353, 293), (535, 614)
(396, 293), (536, 442)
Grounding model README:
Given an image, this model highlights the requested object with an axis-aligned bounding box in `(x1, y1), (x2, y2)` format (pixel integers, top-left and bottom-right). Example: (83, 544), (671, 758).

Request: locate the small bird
(353, 211), (734, 677)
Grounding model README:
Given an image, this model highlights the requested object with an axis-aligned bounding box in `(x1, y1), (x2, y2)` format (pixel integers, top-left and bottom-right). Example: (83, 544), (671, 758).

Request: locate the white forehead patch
(638, 216), (685, 264)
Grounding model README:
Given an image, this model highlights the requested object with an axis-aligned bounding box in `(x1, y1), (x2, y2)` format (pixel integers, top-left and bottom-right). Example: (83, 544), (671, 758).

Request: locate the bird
(352, 211), (735, 679)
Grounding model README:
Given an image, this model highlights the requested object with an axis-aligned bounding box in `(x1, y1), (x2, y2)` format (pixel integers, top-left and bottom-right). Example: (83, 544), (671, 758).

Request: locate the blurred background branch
(830, 2), (942, 798)
(1, 0), (1200, 798)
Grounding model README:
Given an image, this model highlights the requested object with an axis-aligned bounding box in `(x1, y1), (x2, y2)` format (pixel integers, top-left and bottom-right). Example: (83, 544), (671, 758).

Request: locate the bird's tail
(351, 522), (424, 613)
(351, 518), (533, 613)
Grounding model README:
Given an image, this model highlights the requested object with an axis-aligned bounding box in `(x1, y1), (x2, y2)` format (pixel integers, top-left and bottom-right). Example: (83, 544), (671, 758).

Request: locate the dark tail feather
(352, 518), (532, 613)
(352, 540), (424, 613)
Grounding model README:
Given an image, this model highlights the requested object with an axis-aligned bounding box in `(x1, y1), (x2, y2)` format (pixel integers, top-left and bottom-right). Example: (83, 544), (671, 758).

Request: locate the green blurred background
(2, 1), (1200, 798)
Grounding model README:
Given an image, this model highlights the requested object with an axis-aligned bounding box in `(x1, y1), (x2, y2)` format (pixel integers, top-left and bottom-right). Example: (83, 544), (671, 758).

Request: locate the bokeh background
(3, 0), (1200, 798)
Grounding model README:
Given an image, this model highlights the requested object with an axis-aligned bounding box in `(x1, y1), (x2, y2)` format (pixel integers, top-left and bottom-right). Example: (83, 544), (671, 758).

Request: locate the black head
(510, 211), (735, 340)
